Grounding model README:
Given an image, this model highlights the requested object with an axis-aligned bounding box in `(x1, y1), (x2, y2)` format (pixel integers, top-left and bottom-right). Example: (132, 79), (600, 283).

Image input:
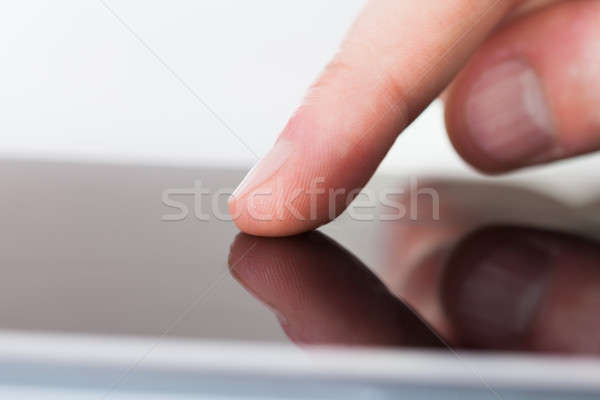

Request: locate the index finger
(229, 0), (521, 236)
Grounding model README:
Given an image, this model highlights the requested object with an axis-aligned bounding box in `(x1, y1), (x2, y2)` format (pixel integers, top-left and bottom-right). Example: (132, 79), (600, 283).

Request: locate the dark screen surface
(1, 159), (599, 357)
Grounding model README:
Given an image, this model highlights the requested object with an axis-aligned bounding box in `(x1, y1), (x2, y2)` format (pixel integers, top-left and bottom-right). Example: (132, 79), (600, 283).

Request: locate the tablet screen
(0, 159), (598, 357)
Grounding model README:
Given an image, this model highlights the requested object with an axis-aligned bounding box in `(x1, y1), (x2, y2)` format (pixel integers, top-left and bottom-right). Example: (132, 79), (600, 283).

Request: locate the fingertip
(445, 57), (555, 174)
(446, 0), (600, 173)
(229, 191), (319, 237)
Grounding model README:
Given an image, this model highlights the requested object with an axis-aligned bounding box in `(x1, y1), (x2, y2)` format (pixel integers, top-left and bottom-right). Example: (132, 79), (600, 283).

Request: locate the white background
(1, 1), (599, 202)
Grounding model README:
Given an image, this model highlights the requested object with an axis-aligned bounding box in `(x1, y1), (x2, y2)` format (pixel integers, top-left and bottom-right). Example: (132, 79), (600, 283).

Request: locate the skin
(229, 232), (442, 348)
(229, 0), (600, 236)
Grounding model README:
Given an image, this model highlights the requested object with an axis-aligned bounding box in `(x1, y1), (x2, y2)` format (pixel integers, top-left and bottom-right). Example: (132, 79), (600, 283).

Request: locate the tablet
(0, 159), (598, 399)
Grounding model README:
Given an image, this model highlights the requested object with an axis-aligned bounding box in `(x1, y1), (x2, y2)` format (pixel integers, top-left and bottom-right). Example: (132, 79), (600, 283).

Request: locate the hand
(228, 0), (600, 236)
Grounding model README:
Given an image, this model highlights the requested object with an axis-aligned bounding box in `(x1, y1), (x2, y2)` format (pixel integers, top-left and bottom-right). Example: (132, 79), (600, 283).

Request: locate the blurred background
(1, 0), (599, 204)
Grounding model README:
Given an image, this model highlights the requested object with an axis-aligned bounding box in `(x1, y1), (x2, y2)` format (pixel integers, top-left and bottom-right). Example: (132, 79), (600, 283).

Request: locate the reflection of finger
(229, 232), (442, 348)
(446, 1), (600, 172)
(381, 179), (572, 340)
(442, 226), (600, 354)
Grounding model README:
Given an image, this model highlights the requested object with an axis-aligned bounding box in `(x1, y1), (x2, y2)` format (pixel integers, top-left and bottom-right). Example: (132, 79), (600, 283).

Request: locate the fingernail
(230, 139), (294, 201)
(452, 236), (552, 347)
(465, 60), (554, 164)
